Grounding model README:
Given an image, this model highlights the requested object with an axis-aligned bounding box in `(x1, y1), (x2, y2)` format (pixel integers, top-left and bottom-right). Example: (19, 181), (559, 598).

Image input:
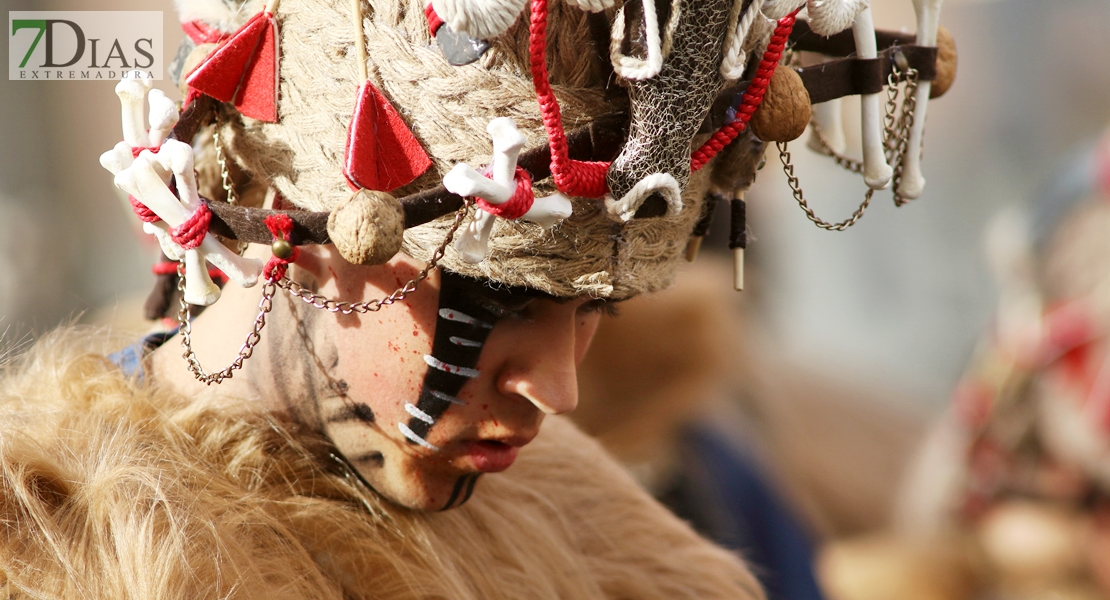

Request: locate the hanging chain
(212, 112), (239, 206)
(783, 61), (920, 230)
(211, 109), (251, 255)
(177, 262), (276, 385)
(177, 198), (474, 383)
(278, 198), (474, 313)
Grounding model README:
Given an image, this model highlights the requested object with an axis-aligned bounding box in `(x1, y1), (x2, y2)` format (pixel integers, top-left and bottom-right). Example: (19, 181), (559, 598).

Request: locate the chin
(352, 451), (485, 512)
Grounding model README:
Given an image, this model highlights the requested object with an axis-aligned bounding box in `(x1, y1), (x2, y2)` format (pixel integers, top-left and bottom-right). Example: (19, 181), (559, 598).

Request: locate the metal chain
(211, 112), (238, 206)
(782, 63), (920, 230)
(177, 198), (474, 383)
(888, 68), (919, 207)
(177, 262), (276, 385)
(278, 198), (475, 314)
(778, 141), (876, 231)
(211, 110), (251, 255)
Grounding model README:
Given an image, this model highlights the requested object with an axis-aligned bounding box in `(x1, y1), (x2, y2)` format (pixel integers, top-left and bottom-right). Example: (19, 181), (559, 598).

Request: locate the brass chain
(177, 262), (276, 385)
(211, 110), (251, 255)
(177, 198), (474, 383)
(277, 198), (474, 313)
(783, 63), (920, 230)
(211, 113), (238, 206)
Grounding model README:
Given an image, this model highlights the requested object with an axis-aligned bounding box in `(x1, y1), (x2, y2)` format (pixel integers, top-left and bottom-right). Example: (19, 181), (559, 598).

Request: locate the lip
(462, 439), (525, 473)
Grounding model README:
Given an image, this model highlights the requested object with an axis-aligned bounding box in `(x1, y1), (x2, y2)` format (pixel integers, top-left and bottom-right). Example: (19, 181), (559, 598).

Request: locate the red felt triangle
(344, 81), (432, 192)
(185, 11), (279, 123)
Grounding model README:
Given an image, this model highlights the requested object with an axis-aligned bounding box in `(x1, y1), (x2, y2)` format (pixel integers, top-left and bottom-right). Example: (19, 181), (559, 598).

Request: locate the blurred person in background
(820, 127), (1110, 600)
(574, 258), (928, 600)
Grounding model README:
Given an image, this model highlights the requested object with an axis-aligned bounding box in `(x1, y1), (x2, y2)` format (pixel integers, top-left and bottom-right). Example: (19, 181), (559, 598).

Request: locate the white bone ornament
(444, 118), (572, 264)
(897, 0), (944, 200)
(852, 6), (893, 190)
(100, 80), (262, 306)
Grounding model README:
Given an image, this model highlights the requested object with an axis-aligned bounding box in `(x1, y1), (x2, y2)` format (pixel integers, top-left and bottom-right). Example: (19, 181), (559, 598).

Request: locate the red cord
(528, 0), (797, 194)
(689, 10), (799, 171)
(263, 213), (299, 281)
(528, 0), (609, 198)
(129, 195), (161, 223)
(152, 261), (228, 284)
(476, 167), (535, 219)
(169, 203), (213, 250)
(425, 4), (445, 36)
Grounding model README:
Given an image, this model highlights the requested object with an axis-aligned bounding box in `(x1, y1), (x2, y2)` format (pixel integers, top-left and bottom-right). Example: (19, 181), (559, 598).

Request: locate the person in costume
(0, 0), (955, 595)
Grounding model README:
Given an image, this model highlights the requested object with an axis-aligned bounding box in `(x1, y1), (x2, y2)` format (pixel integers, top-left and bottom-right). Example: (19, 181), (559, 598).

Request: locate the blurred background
(5, 0), (1110, 598)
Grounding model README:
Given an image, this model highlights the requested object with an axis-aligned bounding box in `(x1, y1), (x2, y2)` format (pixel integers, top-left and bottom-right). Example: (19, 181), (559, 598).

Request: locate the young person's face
(281, 247), (606, 511)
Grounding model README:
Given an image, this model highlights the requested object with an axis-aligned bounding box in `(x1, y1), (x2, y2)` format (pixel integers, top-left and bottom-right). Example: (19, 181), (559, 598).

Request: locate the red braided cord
(690, 10), (798, 172)
(130, 145), (160, 158)
(528, 0), (609, 198)
(169, 203), (213, 250)
(152, 261), (229, 284)
(476, 167), (535, 219)
(263, 213), (299, 281)
(424, 4), (445, 36)
(129, 195), (161, 223)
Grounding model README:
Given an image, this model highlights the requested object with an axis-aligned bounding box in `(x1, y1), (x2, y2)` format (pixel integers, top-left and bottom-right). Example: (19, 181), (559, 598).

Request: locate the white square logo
(9, 11), (163, 81)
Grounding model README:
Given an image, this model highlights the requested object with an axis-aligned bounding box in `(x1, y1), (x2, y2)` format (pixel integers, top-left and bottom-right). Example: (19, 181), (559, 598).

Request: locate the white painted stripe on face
(405, 402), (436, 424)
(431, 389), (466, 405)
(449, 336), (483, 347)
(438, 309), (493, 329)
(398, 422), (440, 450)
(424, 354), (480, 378)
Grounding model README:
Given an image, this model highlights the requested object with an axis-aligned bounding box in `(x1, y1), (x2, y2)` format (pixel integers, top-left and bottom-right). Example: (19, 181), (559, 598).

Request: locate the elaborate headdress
(101, 0), (956, 381)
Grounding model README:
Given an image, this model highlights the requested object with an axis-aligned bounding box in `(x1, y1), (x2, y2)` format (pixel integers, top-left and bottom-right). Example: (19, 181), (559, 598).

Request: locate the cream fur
(0, 331), (763, 599)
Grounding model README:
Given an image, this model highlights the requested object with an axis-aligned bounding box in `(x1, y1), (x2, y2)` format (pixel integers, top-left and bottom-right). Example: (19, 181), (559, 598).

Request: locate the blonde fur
(0, 331), (763, 599)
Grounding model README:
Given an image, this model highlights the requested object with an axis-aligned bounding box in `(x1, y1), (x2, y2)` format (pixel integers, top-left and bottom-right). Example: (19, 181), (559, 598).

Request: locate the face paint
(398, 271), (507, 452)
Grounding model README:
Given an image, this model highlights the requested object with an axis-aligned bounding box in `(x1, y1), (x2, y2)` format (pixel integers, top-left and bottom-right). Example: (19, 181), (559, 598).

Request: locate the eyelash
(579, 300), (619, 317)
(473, 297), (531, 321)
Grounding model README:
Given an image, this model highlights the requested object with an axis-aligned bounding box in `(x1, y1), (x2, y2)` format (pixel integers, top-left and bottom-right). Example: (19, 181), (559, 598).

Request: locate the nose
(494, 303), (594, 415)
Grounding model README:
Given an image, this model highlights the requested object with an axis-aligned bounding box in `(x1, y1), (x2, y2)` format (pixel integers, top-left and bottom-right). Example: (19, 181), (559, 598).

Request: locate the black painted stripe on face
(440, 474), (469, 511)
(402, 272), (503, 443)
(458, 473), (481, 507)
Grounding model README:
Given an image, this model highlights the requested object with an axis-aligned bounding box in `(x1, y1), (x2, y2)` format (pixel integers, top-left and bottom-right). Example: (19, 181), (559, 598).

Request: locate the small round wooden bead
(271, 238), (294, 259)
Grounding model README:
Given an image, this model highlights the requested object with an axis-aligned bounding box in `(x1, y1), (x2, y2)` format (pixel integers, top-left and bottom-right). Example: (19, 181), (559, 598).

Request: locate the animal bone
(99, 141), (135, 175)
(104, 81), (262, 306)
(853, 7), (892, 190)
(897, 0), (944, 200)
(115, 78), (154, 148)
(146, 89), (180, 147)
(444, 118), (571, 264)
(115, 142), (262, 305)
(807, 99), (847, 154)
